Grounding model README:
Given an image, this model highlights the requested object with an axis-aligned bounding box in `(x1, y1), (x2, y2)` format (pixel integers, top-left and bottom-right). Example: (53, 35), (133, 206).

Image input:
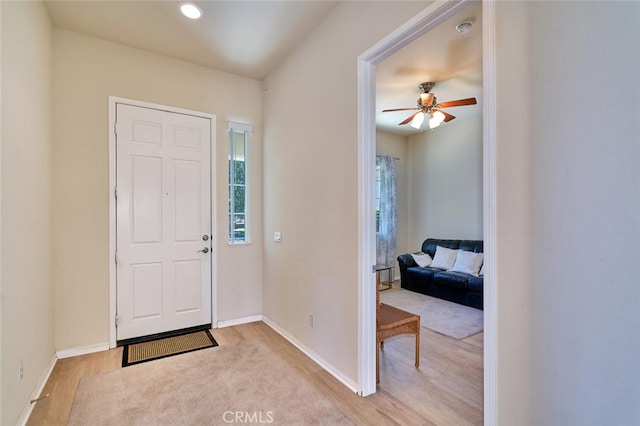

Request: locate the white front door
(115, 103), (212, 341)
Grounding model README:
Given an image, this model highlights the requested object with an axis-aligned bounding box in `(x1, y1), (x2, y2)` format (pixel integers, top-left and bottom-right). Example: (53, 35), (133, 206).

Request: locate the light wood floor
(28, 306), (483, 425)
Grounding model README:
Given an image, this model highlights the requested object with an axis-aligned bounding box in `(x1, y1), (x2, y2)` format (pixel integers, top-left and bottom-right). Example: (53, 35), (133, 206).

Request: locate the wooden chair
(376, 273), (420, 383)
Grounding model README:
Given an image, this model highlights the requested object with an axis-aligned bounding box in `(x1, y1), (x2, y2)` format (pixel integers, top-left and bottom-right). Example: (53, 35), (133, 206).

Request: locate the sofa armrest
(397, 253), (417, 269)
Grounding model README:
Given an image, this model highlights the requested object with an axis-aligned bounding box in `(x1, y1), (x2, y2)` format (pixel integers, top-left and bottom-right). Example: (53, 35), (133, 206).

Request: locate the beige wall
(493, 1), (640, 423)
(376, 130), (409, 277)
(52, 29), (264, 351)
(262, 1), (426, 384)
(407, 114), (483, 245)
(522, 1), (640, 424)
(1, 1), (54, 424)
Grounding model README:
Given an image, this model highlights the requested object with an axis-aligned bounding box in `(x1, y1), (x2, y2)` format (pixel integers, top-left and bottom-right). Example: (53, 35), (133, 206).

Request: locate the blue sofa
(396, 238), (483, 310)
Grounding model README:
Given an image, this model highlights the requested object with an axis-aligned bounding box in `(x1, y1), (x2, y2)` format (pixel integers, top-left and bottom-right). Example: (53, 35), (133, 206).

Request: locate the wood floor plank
(27, 347), (123, 425)
(28, 308), (483, 425)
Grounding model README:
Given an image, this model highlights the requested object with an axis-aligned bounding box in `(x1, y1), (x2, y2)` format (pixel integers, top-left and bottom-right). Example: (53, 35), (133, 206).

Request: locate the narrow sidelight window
(227, 121), (251, 244)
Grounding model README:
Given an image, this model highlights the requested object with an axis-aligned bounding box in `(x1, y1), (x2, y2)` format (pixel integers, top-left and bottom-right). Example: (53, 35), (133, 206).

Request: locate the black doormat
(122, 329), (218, 367)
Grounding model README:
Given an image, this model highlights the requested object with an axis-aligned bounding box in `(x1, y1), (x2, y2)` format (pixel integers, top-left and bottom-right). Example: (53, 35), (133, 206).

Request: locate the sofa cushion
(449, 250), (484, 276)
(432, 271), (470, 289)
(410, 252), (432, 267)
(431, 246), (459, 270)
(406, 266), (437, 282)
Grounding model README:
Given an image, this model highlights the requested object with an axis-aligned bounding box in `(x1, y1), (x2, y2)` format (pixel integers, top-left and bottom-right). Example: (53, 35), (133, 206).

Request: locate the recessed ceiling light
(180, 3), (202, 20)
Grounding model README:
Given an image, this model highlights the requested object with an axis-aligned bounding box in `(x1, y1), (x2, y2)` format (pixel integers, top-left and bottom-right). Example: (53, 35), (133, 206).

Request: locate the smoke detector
(455, 21), (473, 34)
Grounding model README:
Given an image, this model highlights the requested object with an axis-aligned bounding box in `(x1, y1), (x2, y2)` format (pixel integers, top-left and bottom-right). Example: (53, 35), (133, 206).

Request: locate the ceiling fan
(382, 82), (477, 130)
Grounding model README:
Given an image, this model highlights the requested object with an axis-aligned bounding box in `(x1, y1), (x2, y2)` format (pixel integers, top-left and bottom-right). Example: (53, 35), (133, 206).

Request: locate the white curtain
(376, 155), (397, 280)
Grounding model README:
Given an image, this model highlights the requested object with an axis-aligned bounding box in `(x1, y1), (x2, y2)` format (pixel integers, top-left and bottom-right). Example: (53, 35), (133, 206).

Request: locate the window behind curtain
(228, 121), (252, 244)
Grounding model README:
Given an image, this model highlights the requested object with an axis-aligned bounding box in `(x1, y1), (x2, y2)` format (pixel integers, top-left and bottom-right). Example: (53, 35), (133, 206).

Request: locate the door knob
(198, 247), (209, 254)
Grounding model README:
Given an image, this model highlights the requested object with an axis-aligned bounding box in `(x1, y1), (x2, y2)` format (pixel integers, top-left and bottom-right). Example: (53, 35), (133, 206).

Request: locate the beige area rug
(380, 287), (483, 340)
(68, 339), (353, 426)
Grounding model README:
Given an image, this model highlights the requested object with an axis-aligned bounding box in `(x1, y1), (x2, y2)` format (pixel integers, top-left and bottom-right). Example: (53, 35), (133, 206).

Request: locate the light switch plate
(274, 231), (282, 242)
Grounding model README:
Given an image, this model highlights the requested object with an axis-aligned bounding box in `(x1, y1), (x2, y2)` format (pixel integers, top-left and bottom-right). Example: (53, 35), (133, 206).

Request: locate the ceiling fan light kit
(410, 112), (425, 129)
(420, 92), (435, 107)
(429, 111), (446, 129)
(382, 81), (477, 131)
(410, 110), (445, 130)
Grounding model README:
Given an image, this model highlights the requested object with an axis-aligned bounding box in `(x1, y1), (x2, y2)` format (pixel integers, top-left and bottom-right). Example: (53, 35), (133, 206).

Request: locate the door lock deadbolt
(202, 234), (209, 241)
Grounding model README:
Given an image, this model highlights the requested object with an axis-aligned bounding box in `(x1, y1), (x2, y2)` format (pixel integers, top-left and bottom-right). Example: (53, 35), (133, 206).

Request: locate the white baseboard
(17, 353), (57, 426)
(216, 314), (263, 328)
(262, 316), (358, 393)
(57, 342), (110, 359)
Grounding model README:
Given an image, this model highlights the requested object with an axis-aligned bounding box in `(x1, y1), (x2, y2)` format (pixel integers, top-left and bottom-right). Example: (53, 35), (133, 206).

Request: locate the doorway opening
(357, 0), (496, 422)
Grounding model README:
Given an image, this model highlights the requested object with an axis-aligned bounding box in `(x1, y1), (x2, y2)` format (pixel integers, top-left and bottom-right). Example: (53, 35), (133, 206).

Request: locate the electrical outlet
(18, 359), (23, 382)
(309, 314), (314, 328)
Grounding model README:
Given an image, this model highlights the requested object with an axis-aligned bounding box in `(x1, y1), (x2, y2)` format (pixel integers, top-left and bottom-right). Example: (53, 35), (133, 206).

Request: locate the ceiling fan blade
(382, 107), (420, 112)
(438, 110), (456, 122)
(437, 97), (477, 108)
(399, 112), (419, 125)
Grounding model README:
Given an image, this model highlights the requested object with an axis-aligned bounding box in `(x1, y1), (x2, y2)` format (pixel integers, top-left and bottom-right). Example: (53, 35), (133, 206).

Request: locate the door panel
(131, 120), (162, 146)
(132, 263), (162, 319)
(174, 127), (201, 150)
(174, 160), (201, 241)
(174, 260), (202, 312)
(116, 103), (211, 341)
(131, 156), (163, 243)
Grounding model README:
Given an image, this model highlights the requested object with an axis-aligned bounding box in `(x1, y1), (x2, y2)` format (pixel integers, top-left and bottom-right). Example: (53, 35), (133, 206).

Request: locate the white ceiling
(376, 1), (483, 136)
(44, 1), (481, 136)
(44, 0), (339, 80)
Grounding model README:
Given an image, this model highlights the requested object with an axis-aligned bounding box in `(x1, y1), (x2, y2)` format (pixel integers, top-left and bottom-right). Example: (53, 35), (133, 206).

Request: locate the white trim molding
(57, 343), (110, 359)
(356, 53), (377, 398)
(262, 316), (358, 393)
(482, 1), (497, 424)
(17, 353), (57, 426)
(216, 315), (263, 329)
(226, 120), (253, 133)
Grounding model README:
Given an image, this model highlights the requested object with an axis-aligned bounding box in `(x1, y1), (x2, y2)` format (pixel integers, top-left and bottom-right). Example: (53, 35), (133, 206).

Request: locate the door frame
(108, 96), (217, 348)
(356, 0), (497, 422)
